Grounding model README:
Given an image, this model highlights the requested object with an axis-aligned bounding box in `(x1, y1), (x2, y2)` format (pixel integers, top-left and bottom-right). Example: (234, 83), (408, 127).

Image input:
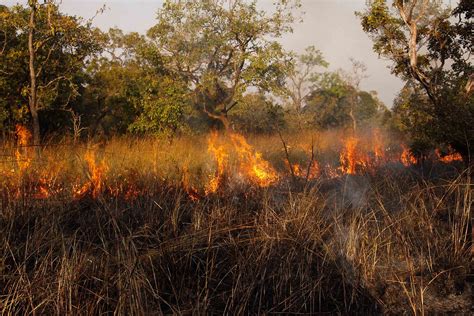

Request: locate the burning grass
(0, 127), (471, 314)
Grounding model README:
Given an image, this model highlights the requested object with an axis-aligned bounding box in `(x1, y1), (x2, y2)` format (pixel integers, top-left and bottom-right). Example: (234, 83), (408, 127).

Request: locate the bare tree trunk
(28, 1), (40, 158)
(349, 105), (357, 133)
(396, 0), (437, 106)
(349, 92), (357, 133)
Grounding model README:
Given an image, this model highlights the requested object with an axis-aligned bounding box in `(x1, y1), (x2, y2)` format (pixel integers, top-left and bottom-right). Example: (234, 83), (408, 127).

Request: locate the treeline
(0, 0), (472, 158)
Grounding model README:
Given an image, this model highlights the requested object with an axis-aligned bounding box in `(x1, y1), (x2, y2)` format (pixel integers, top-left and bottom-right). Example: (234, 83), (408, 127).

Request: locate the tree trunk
(349, 94), (357, 133)
(28, 1), (40, 158)
(349, 107), (357, 133)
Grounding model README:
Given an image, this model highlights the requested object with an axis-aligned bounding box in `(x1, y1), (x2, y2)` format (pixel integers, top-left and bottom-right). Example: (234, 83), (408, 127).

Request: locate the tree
(77, 29), (149, 137)
(0, 1), (102, 150)
(79, 28), (191, 137)
(281, 46), (328, 112)
(341, 58), (368, 133)
(391, 80), (435, 149)
(146, 0), (300, 129)
(358, 0), (473, 158)
(305, 71), (387, 130)
(229, 93), (285, 134)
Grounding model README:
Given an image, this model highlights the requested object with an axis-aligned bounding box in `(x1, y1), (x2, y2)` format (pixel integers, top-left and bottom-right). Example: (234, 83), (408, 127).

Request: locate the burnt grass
(0, 163), (472, 314)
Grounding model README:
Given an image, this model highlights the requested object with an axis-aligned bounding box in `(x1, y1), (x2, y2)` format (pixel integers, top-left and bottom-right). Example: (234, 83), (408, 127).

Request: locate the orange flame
(400, 145), (417, 166)
(307, 160), (321, 179)
(285, 160), (303, 177)
(435, 147), (463, 163)
(284, 160), (320, 179)
(230, 133), (278, 187)
(15, 125), (32, 172)
(339, 136), (360, 175)
(34, 178), (51, 199)
(205, 131), (228, 194)
(74, 149), (108, 199)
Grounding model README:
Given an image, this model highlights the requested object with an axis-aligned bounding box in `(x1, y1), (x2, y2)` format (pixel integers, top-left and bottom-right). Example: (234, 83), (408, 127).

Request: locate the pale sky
(4, 0), (406, 107)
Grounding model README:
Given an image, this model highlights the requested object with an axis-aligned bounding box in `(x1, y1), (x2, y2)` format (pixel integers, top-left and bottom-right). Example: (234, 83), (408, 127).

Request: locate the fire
(15, 125), (32, 172)
(435, 147), (463, 163)
(11, 126), (463, 201)
(205, 131), (228, 194)
(34, 178), (51, 199)
(284, 160), (320, 179)
(74, 149), (108, 199)
(16, 124), (31, 147)
(292, 163), (303, 177)
(285, 160), (304, 177)
(339, 136), (360, 175)
(205, 131), (278, 189)
(230, 133), (278, 187)
(400, 145), (417, 166)
(308, 160), (321, 179)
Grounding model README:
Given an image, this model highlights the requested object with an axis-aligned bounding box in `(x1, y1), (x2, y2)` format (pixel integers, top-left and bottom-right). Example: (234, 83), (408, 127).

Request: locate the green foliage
(0, 3), (103, 134)
(229, 93), (285, 134)
(358, 0), (473, 157)
(304, 72), (387, 129)
(128, 76), (190, 135)
(146, 0), (300, 121)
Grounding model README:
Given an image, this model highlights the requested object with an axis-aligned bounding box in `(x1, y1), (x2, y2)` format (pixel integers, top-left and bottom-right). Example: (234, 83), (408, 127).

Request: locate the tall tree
(358, 0), (473, 158)
(1, 1), (102, 150)
(146, 0), (300, 129)
(281, 46), (328, 113)
(341, 58), (368, 133)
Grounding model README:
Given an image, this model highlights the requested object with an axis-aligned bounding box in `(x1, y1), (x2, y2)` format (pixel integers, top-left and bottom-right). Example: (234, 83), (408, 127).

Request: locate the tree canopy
(0, 0), (472, 161)
(357, 0), (473, 157)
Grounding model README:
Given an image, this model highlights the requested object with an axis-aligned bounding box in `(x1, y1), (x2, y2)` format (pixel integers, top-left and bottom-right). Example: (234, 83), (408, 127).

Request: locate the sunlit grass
(0, 130), (471, 314)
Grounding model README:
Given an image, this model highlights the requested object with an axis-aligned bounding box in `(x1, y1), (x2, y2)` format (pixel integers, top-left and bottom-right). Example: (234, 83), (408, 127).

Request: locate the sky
(4, 0), (406, 107)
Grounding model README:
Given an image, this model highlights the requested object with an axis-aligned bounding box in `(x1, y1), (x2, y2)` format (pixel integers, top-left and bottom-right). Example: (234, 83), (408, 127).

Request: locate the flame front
(285, 160), (320, 179)
(230, 133), (278, 187)
(205, 131), (229, 194)
(436, 147), (463, 163)
(74, 149), (108, 199)
(339, 136), (359, 175)
(400, 145), (417, 166)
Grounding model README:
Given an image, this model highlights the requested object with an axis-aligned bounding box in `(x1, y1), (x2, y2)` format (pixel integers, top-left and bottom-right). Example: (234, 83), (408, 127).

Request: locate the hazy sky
(4, 0), (405, 106)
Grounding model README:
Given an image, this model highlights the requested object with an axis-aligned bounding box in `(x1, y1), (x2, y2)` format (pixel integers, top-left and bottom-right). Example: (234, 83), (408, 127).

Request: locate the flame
(205, 131), (228, 194)
(15, 125), (32, 172)
(34, 178), (50, 199)
(284, 160), (320, 179)
(307, 160), (321, 179)
(74, 149), (108, 199)
(339, 136), (360, 175)
(436, 147), (463, 163)
(285, 160), (303, 177)
(230, 133), (278, 187)
(400, 145), (417, 166)
(325, 164), (339, 179)
(293, 163), (304, 177)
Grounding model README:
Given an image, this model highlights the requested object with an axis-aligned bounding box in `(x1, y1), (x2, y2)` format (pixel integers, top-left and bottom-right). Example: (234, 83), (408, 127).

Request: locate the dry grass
(0, 130), (472, 315)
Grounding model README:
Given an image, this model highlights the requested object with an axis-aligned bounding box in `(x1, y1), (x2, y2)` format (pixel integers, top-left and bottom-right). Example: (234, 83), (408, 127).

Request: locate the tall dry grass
(0, 131), (471, 314)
